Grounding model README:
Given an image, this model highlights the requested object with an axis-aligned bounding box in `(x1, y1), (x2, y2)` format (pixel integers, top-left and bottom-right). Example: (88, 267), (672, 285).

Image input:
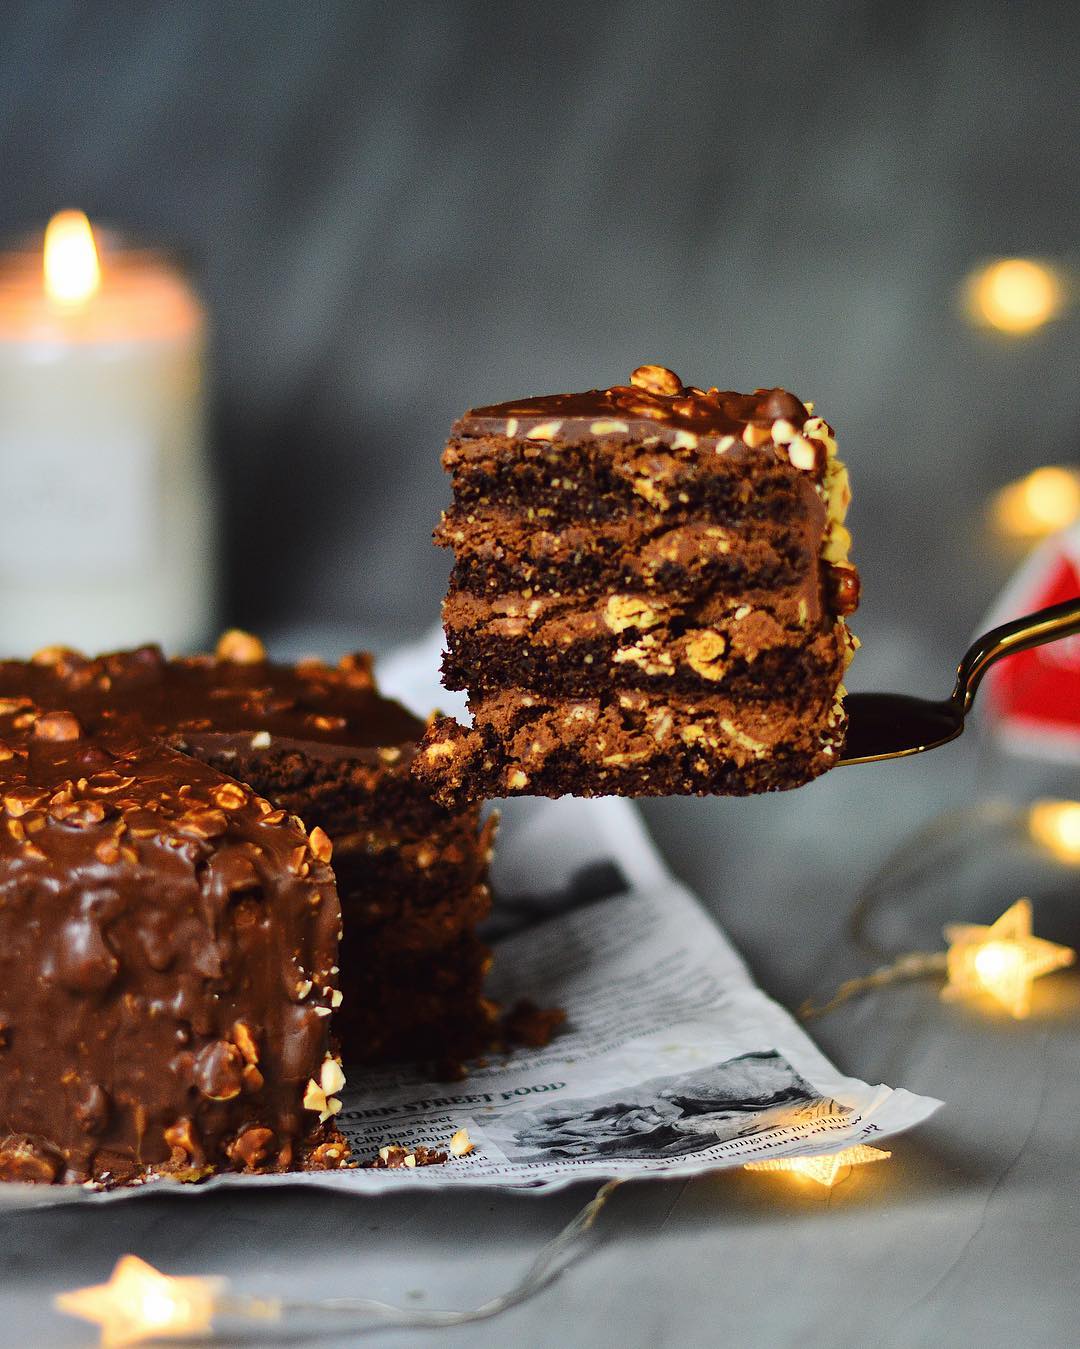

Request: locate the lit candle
(0, 211), (214, 655)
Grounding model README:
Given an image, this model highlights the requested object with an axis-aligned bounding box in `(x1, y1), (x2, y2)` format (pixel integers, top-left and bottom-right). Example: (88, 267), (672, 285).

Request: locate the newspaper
(1, 634), (941, 1208)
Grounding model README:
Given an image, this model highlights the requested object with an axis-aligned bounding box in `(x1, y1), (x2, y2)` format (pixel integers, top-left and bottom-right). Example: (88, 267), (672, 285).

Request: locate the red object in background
(985, 530), (1080, 760)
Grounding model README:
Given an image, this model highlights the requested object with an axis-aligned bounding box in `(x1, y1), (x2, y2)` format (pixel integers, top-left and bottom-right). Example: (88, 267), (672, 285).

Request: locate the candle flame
(43, 209), (101, 305)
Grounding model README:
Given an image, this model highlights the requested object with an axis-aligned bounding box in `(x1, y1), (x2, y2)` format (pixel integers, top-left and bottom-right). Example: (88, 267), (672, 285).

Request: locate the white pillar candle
(0, 210), (214, 656)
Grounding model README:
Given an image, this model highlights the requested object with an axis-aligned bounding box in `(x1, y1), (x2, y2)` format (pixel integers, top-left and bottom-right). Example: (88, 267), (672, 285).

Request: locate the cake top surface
(0, 633), (423, 755)
(0, 703), (337, 914)
(456, 365), (812, 444)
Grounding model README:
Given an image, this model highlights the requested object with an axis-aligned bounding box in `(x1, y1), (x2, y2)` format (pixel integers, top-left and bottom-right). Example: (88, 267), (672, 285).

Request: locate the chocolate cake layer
(440, 509), (819, 599)
(0, 706), (345, 1185)
(187, 734), (493, 940)
(445, 445), (811, 522)
(422, 681), (846, 799)
(335, 931), (496, 1072)
(419, 366), (858, 803)
(441, 587), (851, 700)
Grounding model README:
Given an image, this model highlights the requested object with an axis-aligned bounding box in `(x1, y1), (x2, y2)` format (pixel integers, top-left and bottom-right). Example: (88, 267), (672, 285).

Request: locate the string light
(54, 1256), (237, 1346)
(1029, 798), (1080, 863)
(942, 898), (1075, 1019)
(802, 899), (1075, 1023)
(962, 257), (1066, 334)
(56, 1181), (622, 1344)
(992, 466), (1080, 540)
(744, 1145), (891, 1188)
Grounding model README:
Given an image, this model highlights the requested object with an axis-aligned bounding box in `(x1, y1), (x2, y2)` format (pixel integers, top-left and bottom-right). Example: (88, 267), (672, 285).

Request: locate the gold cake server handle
(838, 597), (1080, 765)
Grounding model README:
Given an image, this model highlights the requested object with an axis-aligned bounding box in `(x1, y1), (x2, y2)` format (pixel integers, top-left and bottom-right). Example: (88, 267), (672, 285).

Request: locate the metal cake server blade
(838, 596), (1080, 765)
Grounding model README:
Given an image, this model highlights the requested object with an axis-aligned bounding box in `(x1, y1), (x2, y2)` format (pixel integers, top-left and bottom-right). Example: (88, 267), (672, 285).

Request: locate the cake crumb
(501, 998), (567, 1049)
(362, 1125), (483, 1170)
(364, 1143), (450, 1170)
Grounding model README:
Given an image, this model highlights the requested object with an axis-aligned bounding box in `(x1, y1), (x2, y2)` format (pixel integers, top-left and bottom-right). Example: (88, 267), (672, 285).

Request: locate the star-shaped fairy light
(55, 1255), (230, 1347)
(744, 1145), (892, 1188)
(942, 897), (1075, 1019)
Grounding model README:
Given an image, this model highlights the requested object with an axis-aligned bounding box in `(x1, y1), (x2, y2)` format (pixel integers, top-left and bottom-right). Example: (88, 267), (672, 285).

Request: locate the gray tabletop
(6, 685), (1079, 1349)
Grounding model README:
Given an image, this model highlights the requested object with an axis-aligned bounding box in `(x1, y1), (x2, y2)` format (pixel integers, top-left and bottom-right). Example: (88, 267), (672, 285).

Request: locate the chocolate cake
(417, 365), (859, 801)
(0, 634), (495, 1185)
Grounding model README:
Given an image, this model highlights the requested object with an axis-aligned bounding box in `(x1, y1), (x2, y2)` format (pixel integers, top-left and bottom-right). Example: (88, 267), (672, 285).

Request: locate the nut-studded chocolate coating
(457, 368), (812, 458)
(0, 642), (421, 758)
(0, 640), (499, 1177)
(0, 708), (341, 1185)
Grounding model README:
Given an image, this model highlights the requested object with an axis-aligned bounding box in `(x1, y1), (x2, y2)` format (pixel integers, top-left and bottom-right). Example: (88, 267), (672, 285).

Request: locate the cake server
(839, 596), (1080, 765)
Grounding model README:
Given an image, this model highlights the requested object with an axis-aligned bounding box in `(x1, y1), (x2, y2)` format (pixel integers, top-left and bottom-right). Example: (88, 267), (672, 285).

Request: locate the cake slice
(417, 365), (858, 801)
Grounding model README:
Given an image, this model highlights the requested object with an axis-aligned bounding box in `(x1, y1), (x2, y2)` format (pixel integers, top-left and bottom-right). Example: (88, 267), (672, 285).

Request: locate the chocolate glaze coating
(0, 643), (434, 1185)
(0, 708), (341, 1185)
(458, 378), (810, 450)
(0, 645), (422, 760)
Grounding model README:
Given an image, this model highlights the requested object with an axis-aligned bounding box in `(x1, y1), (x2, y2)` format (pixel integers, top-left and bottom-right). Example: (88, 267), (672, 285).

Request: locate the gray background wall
(2, 0), (1076, 680)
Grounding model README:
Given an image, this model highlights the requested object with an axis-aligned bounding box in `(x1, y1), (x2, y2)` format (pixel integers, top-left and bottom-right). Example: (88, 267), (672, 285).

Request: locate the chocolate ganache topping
(456, 364), (811, 452)
(0, 633), (431, 1185)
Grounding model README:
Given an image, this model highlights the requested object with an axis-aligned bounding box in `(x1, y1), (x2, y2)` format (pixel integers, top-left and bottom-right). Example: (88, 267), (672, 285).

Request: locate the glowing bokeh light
(963, 257), (1065, 334)
(1029, 799), (1080, 864)
(993, 466), (1080, 539)
(55, 1255), (226, 1346)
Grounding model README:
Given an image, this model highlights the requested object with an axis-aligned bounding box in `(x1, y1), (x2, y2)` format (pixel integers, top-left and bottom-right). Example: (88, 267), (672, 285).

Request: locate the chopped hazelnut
(787, 435), (818, 471)
(685, 630), (729, 681)
(215, 629), (266, 664)
(308, 825), (333, 863)
(212, 782), (247, 811)
(742, 423), (772, 449)
(603, 594), (661, 634)
(320, 1056), (346, 1096)
(629, 365), (682, 396)
(33, 711), (82, 742)
(450, 1128), (474, 1157)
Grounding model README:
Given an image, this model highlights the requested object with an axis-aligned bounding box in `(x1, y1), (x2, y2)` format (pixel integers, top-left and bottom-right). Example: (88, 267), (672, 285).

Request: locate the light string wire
(798, 951), (948, 1021)
(214, 1178), (622, 1339)
(800, 798), (1027, 1021)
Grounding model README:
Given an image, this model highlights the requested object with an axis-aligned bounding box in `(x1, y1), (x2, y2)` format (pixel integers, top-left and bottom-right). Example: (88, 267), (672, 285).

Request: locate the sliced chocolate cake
(0, 635), (496, 1184)
(417, 365), (859, 802)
